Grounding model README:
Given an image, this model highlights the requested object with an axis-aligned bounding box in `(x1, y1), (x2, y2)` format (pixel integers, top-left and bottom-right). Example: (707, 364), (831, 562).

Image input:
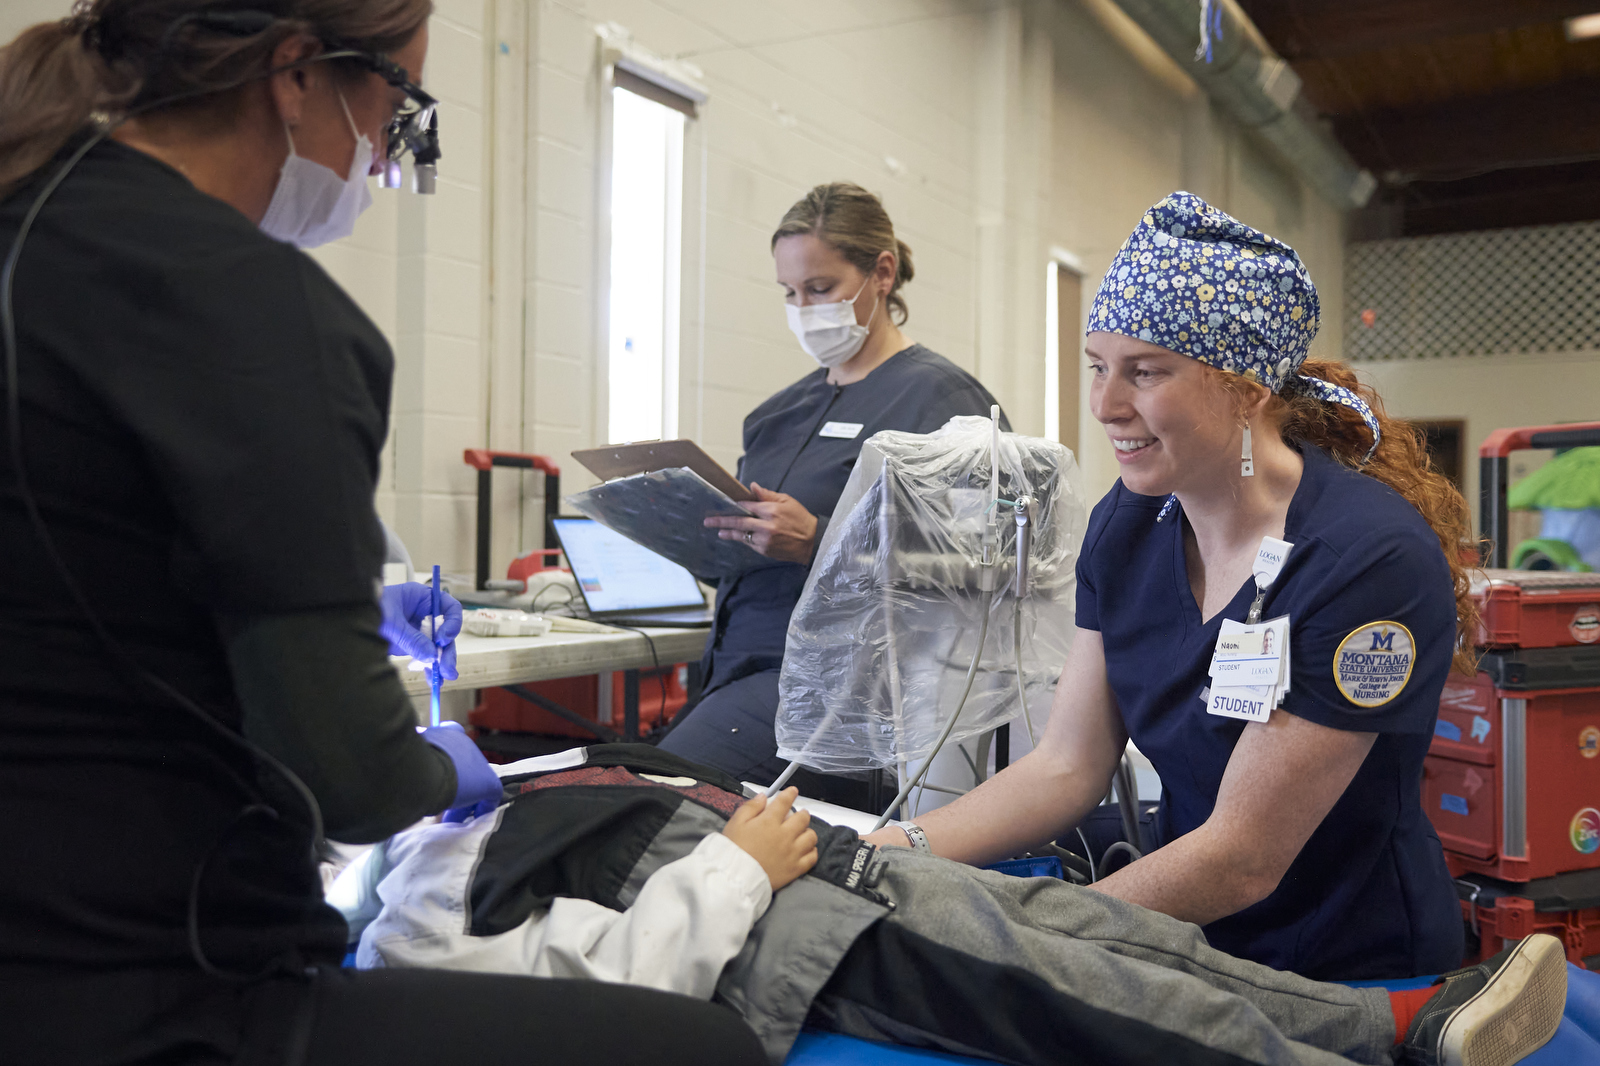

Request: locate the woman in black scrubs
(0, 3), (763, 1064)
(659, 183), (1006, 802)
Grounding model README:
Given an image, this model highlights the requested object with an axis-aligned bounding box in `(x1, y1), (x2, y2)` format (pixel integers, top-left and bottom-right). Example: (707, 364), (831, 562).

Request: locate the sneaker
(1400, 933), (1567, 1066)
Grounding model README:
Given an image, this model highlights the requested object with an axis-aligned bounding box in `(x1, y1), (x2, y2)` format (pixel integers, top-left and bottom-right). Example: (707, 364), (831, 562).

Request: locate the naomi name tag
(1206, 615), (1291, 722)
(1208, 617), (1287, 686)
(818, 421), (864, 439)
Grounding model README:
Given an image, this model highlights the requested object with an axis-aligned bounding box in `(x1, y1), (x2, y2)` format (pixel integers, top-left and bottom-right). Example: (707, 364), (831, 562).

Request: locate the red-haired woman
(869, 192), (1479, 987)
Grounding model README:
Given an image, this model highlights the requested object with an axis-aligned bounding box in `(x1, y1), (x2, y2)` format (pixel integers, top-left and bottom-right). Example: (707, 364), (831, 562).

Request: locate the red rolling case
(1424, 419), (1600, 884)
(1456, 869), (1600, 969)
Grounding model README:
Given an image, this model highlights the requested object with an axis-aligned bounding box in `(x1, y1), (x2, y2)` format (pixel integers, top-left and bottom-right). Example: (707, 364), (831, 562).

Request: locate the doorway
(1045, 259), (1082, 453)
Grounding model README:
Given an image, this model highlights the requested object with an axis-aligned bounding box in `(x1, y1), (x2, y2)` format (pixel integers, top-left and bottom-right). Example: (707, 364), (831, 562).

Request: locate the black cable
(604, 623), (669, 730)
(2, 127), (327, 981)
(528, 582), (576, 614)
(186, 805), (300, 982)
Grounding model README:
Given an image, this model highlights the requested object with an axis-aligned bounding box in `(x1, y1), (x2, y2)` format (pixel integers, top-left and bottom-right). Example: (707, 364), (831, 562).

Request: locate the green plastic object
(1511, 538), (1594, 572)
(1507, 447), (1600, 511)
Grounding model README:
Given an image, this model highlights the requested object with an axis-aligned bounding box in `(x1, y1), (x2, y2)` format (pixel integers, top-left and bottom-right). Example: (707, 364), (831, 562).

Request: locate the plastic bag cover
(776, 416), (1086, 773)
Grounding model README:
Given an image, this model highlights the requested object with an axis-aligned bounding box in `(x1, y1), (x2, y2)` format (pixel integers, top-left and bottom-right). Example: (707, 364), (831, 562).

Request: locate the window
(606, 82), (685, 444)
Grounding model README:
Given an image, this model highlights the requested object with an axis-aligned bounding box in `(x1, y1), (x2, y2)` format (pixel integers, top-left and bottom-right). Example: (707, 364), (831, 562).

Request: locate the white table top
(391, 626), (709, 696)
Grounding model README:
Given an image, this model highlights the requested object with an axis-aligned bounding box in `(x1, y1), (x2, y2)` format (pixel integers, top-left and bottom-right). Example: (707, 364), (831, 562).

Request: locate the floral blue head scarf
(1088, 192), (1380, 480)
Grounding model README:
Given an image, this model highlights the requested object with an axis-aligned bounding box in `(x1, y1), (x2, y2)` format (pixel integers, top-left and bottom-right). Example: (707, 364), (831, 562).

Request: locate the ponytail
(1279, 359), (1481, 675)
(0, 17), (137, 200)
(891, 237), (915, 324)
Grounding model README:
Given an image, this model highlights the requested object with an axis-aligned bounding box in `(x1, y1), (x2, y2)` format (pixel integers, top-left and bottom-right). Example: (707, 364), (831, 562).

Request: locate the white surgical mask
(259, 91), (375, 249)
(785, 278), (879, 368)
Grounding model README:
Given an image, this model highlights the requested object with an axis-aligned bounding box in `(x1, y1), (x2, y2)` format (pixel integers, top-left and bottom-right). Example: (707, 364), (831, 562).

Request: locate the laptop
(551, 517), (715, 628)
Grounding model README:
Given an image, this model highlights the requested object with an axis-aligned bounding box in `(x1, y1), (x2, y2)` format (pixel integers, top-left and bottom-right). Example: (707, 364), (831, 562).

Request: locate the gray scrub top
(701, 344), (1007, 692)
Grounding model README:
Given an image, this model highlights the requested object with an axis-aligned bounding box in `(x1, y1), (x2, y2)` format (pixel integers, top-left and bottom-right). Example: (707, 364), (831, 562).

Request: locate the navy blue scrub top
(1077, 444), (1464, 980)
(702, 344), (1006, 693)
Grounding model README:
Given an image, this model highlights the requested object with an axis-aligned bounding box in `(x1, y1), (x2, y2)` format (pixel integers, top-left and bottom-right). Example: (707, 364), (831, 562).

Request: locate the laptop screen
(552, 518), (705, 614)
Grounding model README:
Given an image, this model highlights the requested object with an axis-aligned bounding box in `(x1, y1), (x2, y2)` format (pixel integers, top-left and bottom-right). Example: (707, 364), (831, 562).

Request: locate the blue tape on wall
(1441, 794), (1470, 816)
(1434, 719), (1462, 742)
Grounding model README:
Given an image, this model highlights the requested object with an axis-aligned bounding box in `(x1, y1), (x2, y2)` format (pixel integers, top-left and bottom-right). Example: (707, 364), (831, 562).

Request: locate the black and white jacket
(332, 745), (889, 1061)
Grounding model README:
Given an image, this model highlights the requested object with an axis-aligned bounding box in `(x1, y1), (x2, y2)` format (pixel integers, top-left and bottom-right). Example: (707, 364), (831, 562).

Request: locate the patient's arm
(356, 820), (772, 1000)
(864, 627), (1126, 866)
(325, 839), (390, 944)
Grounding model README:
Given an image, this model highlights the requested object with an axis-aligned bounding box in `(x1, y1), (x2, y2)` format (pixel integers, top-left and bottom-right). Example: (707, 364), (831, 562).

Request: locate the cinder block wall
(0, 0), (1350, 579)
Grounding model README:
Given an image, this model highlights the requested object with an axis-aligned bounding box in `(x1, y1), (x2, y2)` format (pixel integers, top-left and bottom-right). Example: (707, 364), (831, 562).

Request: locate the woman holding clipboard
(658, 182), (1006, 805)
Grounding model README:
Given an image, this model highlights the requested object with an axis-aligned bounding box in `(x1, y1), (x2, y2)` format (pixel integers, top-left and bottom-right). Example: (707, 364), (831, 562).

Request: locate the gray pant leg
(865, 851), (1394, 1066)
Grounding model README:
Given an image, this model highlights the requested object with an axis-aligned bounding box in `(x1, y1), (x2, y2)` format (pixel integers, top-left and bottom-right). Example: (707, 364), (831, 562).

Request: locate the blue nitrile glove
(380, 582), (463, 680)
(420, 723), (503, 822)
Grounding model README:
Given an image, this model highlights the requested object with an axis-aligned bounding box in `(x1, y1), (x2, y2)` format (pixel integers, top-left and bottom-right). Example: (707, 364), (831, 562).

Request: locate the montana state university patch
(1333, 621), (1415, 708)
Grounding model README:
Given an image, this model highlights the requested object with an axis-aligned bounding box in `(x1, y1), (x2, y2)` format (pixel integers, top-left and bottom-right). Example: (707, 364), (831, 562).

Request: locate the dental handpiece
(429, 564), (443, 727)
(1013, 496), (1035, 599)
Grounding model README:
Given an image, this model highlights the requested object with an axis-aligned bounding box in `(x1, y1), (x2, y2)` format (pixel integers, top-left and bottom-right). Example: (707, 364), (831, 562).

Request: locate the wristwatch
(900, 822), (932, 853)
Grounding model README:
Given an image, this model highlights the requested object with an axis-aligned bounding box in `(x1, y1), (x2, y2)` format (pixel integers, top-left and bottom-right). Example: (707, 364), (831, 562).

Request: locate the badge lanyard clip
(1247, 536), (1293, 623)
(1246, 587), (1266, 625)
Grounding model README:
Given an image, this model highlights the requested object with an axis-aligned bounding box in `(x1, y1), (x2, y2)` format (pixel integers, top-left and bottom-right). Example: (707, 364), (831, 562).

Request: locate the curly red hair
(1219, 359), (1479, 676)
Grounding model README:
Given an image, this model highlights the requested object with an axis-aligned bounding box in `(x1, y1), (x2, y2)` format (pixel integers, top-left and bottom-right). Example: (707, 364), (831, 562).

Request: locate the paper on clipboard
(571, 440), (755, 503)
(564, 467), (766, 578)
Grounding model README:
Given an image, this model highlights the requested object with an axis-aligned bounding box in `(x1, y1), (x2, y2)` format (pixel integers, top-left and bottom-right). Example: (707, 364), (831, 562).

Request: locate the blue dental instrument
(429, 564), (443, 727)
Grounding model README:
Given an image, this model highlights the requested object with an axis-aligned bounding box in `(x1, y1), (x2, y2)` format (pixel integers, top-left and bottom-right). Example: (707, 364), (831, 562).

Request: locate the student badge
(1203, 536), (1296, 724)
(1333, 621), (1415, 708)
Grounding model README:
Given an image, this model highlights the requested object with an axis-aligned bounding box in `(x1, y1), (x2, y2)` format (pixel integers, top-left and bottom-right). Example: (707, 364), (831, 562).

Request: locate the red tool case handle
(463, 449), (561, 476)
(1479, 422), (1600, 568)
(464, 451), (562, 590)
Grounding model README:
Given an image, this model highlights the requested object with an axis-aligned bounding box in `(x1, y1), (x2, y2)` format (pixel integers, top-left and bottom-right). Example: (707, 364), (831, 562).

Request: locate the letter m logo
(1369, 629), (1395, 652)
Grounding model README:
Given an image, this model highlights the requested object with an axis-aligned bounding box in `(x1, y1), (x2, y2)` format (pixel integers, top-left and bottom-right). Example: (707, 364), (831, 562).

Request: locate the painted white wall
(0, 0), (70, 40)
(508, 0), (1350, 548)
(3, 0), (1352, 579)
(0, 0), (495, 578)
(1046, 0), (1346, 502)
(1358, 351), (1600, 531)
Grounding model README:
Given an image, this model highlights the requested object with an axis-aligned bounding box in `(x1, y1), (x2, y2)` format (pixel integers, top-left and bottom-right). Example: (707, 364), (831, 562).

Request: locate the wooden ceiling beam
(1397, 180), (1600, 235)
(1237, 0), (1600, 61)
(1333, 78), (1600, 176)
(1353, 159), (1600, 235)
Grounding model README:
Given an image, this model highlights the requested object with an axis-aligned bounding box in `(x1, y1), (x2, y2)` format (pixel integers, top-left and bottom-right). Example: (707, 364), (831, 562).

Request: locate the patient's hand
(722, 787), (818, 892)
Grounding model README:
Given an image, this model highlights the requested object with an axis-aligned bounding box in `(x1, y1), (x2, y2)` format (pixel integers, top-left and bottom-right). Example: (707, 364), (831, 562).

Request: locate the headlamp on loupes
(322, 48), (441, 194)
(142, 9), (444, 195)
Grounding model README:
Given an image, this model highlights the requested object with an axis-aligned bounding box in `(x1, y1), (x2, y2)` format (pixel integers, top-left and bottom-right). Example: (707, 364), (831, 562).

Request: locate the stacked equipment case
(1427, 422), (1600, 967)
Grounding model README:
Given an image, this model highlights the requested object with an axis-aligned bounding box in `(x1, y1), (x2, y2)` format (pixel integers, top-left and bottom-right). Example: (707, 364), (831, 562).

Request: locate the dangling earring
(1241, 425), (1254, 477)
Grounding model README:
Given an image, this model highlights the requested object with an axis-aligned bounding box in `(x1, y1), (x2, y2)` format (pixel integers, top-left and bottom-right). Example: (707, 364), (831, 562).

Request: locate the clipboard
(564, 467), (762, 577)
(571, 440), (755, 502)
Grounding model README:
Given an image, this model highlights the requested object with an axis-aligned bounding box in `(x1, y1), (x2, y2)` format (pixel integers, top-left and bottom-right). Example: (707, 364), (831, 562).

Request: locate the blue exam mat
(783, 964), (1600, 1065)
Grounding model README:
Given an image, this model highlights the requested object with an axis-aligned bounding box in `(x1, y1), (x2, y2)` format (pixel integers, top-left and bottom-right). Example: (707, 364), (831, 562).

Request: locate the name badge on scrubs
(1203, 684), (1274, 723)
(1208, 617), (1288, 686)
(1205, 616), (1289, 722)
(1205, 534), (1295, 723)
(818, 421), (864, 439)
